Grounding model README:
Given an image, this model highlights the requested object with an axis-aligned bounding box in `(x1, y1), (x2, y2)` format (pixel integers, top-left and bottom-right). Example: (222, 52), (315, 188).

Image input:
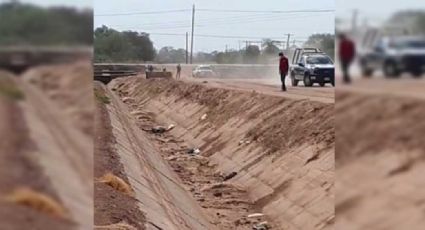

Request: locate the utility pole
(286, 34), (291, 51)
(351, 9), (359, 34)
(185, 32), (188, 64)
(190, 4), (195, 64)
(225, 45), (228, 53)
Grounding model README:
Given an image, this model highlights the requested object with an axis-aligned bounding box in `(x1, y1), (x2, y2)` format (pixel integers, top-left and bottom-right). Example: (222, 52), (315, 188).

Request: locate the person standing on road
(279, 52), (289, 91)
(338, 33), (356, 84)
(176, 64), (181, 79)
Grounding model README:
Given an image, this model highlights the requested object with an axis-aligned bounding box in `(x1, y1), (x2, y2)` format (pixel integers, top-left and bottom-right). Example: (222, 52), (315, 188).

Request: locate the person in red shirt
(338, 33), (356, 84)
(279, 52), (289, 91)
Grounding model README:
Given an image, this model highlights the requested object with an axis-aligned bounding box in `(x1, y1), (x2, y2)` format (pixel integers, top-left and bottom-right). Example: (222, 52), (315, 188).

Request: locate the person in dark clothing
(338, 33), (356, 84)
(279, 52), (289, 91)
(176, 64), (181, 79)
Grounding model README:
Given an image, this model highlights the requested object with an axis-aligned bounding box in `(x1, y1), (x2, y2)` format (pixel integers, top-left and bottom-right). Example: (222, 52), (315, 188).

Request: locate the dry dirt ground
(0, 61), (93, 230)
(110, 76), (334, 230)
(185, 77), (335, 104)
(23, 61), (94, 137)
(335, 78), (425, 229)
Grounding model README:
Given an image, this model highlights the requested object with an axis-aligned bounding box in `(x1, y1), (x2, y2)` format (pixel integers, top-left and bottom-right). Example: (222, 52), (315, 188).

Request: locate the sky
(93, 0), (335, 52)
(336, 0), (425, 27)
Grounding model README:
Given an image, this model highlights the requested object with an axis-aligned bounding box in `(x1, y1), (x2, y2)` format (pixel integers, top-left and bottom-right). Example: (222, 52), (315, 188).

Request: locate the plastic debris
(247, 213), (265, 218)
(253, 221), (269, 230)
(238, 140), (251, 145)
(187, 148), (201, 155)
(167, 124), (175, 131)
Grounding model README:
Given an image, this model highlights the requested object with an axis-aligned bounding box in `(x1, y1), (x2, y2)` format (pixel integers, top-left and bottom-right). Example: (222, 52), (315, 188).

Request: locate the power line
(196, 8), (335, 13)
(146, 32), (290, 40)
(95, 9), (190, 16)
(110, 13), (330, 31)
(94, 8), (335, 17)
(116, 13), (273, 27)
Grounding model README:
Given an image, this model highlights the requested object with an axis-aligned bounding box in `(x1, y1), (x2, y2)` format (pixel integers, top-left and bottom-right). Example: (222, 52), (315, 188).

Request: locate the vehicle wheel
(383, 60), (400, 78)
(303, 72), (313, 87)
(319, 81), (325, 87)
(291, 72), (299, 86)
(411, 69), (423, 78)
(331, 77), (335, 87)
(360, 59), (373, 77)
(361, 68), (374, 77)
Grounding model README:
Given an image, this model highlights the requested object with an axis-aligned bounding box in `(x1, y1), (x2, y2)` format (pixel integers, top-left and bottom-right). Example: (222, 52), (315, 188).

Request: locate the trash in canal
(151, 124), (175, 134)
(223, 171), (237, 181)
(187, 148), (201, 155)
(253, 221), (269, 230)
(247, 213), (265, 218)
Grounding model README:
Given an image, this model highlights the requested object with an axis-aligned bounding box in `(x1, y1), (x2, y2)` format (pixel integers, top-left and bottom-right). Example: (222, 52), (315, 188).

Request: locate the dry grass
(95, 89), (111, 104)
(98, 172), (134, 196)
(94, 222), (137, 230)
(2, 187), (67, 219)
(0, 79), (25, 101)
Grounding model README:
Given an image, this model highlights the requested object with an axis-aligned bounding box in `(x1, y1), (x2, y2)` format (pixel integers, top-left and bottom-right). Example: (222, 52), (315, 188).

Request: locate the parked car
(290, 48), (335, 87)
(192, 65), (216, 78)
(359, 36), (425, 77)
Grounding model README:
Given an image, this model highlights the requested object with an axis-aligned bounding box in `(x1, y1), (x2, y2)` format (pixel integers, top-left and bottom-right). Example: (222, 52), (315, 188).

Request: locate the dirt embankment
(0, 75), (75, 230)
(94, 82), (146, 229)
(335, 90), (425, 229)
(117, 96), (265, 230)
(112, 76), (335, 230)
(0, 61), (93, 230)
(22, 61), (94, 137)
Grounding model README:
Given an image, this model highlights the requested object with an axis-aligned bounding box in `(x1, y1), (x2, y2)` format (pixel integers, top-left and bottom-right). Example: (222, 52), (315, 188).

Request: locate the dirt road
(184, 77), (335, 103)
(336, 77), (425, 100)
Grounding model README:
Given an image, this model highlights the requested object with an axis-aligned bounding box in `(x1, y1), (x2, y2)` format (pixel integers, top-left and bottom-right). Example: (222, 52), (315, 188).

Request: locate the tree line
(94, 25), (335, 64)
(94, 26), (155, 62)
(0, 2), (92, 45)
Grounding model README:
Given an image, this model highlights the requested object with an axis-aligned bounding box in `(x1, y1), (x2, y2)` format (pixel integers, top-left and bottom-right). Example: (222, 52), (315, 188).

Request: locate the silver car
(192, 65), (216, 78)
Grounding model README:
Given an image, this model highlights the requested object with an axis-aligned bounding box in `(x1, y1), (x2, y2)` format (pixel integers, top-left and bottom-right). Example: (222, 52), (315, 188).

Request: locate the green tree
(304, 34), (335, 60)
(94, 26), (156, 62)
(262, 39), (280, 55)
(387, 10), (425, 34)
(155, 46), (186, 63)
(0, 2), (92, 45)
(215, 50), (242, 64)
(243, 45), (260, 63)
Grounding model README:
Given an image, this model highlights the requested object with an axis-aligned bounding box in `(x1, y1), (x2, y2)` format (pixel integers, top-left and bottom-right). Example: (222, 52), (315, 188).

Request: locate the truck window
(306, 56), (333, 64)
